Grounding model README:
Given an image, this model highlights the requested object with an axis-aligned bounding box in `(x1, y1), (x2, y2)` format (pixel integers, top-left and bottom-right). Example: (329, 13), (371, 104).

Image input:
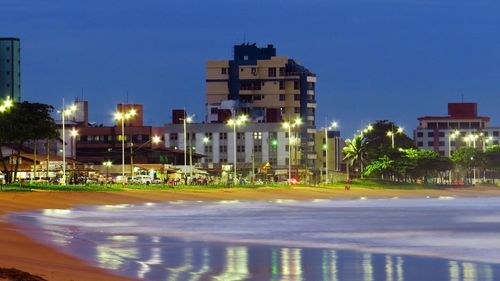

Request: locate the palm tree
(343, 135), (367, 179)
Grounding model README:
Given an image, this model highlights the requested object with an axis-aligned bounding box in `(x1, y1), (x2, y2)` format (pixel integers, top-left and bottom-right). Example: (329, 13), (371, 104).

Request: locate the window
(253, 132), (262, 140)
(254, 145), (262, 152)
(494, 131), (499, 137)
(285, 145), (289, 152)
(204, 145), (212, 153)
(417, 132), (423, 138)
(294, 80), (299, 90)
(221, 68), (227, 74)
(237, 145), (245, 153)
(279, 94), (285, 101)
(294, 107), (300, 114)
(240, 81), (261, 90)
(169, 133), (178, 141)
(251, 68), (257, 75)
(279, 81), (285, 90)
(438, 132), (445, 137)
(269, 158), (277, 166)
(294, 94), (300, 101)
(220, 145), (227, 153)
(428, 141), (434, 146)
(417, 141), (423, 147)
(428, 132), (434, 137)
(279, 67), (285, 76)
(204, 132), (213, 140)
(220, 158), (227, 163)
(237, 132), (245, 140)
(253, 95), (263, 101)
(439, 141), (445, 146)
(268, 68), (276, 77)
(219, 132), (227, 140)
(243, 55), (248, 61)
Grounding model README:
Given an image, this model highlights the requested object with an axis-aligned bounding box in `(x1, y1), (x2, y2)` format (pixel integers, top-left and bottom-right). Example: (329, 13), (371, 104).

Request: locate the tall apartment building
(414, 103), (500, 156)
(206, 43), (317, 168)
(0, 38), (21, 102)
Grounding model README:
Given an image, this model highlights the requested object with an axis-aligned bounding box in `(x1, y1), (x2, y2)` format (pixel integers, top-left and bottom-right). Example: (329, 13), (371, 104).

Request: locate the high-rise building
(206, 43), (317, 168)
(0, 38), (21, 102)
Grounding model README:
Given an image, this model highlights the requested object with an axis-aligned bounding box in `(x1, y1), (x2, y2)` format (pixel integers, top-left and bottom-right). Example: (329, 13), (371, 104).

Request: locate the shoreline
(1, 186), (500, 281)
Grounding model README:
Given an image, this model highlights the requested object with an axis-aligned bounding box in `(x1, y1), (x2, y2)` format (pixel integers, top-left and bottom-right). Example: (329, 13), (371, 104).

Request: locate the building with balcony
(206, 43), (317, 168)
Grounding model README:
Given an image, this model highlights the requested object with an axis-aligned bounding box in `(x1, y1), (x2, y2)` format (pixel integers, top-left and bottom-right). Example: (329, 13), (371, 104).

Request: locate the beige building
(206, 43), (317, 168)
(315, 129), (342, 181)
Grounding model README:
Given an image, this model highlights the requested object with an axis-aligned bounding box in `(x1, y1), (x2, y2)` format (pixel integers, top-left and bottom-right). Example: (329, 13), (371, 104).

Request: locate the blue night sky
(2, 0), (500, 136)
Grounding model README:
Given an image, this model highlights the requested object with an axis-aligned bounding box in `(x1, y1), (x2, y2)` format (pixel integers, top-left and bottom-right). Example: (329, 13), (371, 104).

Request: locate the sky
(2, 0), (500, 136)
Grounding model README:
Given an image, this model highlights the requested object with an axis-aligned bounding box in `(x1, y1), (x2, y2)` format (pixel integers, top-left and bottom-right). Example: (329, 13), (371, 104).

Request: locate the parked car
(130, 175), (153, 185)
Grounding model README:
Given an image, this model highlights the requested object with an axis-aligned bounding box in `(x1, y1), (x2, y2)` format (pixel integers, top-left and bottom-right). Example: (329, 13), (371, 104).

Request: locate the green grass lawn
(0, 179), (440, 192)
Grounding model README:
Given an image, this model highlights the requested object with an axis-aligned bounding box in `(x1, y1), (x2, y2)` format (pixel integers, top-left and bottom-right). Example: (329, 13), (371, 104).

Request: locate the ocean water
(7, 197), (500, 281)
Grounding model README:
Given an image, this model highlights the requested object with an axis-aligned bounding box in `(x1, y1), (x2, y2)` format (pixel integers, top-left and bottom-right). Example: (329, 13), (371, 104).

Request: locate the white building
(414, 103), (499, 156)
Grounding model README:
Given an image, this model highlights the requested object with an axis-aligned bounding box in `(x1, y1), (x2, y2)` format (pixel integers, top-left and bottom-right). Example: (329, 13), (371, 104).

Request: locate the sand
(0, 186), (499, 281)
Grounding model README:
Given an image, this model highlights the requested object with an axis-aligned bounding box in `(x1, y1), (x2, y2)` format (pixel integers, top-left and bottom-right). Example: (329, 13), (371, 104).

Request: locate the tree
(363, 155), (394, 179)
(362, 120), (415, 163)
(484, 145), (500, 182)
(0, 102), (59, 183)
(343, 135), (367, 179)
(450, 147), (481, 184)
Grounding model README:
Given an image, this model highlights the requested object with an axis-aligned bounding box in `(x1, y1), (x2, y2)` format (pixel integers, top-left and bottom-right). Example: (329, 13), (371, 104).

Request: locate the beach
(1, 186), (500, 281)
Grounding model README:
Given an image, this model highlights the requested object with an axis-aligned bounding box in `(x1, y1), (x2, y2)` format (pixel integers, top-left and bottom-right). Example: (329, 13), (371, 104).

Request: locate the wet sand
(0, 186), (499, 281)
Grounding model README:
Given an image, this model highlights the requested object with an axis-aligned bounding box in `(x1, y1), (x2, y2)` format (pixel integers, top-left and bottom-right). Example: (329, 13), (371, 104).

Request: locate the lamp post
(448, 130), (460, 183)
(130, 135), (162, 178)
(387, 126), (404, 149)
(227, 115), (248, 182)
(60, 101), (77, 185)
(70, 128), (78, 184)
(324, 121), (338, 184)
(282, 117), (302, 185)
(180, 114), (193, 182)
(114, 108), (137, 184)
(103, 160), (112, 183)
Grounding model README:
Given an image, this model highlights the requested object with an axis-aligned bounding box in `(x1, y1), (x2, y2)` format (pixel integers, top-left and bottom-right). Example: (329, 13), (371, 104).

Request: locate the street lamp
(324, 121), (338, 184)
(482, 135), (493, 152)
(114, 108), (137, 184)
(103, 160), (112, 183)
(130, 135), (162, 178)
(227, 115), (248, 182)
(0, 96), (13, 113)
(70, 128), (78, 184)
(387, 126), (404, 149)
(180, 114), (193, 182)
(448, 130), (460, 183)
(60, 101), (77, 185)
(282, 117), (302, 185)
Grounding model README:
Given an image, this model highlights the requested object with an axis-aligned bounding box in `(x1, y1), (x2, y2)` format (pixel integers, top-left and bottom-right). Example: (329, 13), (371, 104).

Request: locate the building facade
(206, 43), (317, 168)
(315, 129), (342, 176)
(0, 38), (21, 102)
(414, 103), (499, 156)
(164, 122), (303, 177)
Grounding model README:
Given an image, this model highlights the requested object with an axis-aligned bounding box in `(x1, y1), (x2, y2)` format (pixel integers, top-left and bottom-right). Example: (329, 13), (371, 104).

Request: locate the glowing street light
(114, 107), (137, 184)
(0, 96), (13, 113)
(103, 160), (112, 182)
(387, 126), (404, 149)
(60, 100), (78, 185)
(324, 121), (338, 184)
(180, 113), (193, 182)
(227, 114), (248, 182)
(130, 135), (162, 178)
(282, 117), (302, 185)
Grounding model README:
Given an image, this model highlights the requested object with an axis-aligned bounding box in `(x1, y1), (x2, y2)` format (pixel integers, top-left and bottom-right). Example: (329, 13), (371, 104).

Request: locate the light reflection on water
(84, 238), (499, 281)
(8, 198), (500, 280)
